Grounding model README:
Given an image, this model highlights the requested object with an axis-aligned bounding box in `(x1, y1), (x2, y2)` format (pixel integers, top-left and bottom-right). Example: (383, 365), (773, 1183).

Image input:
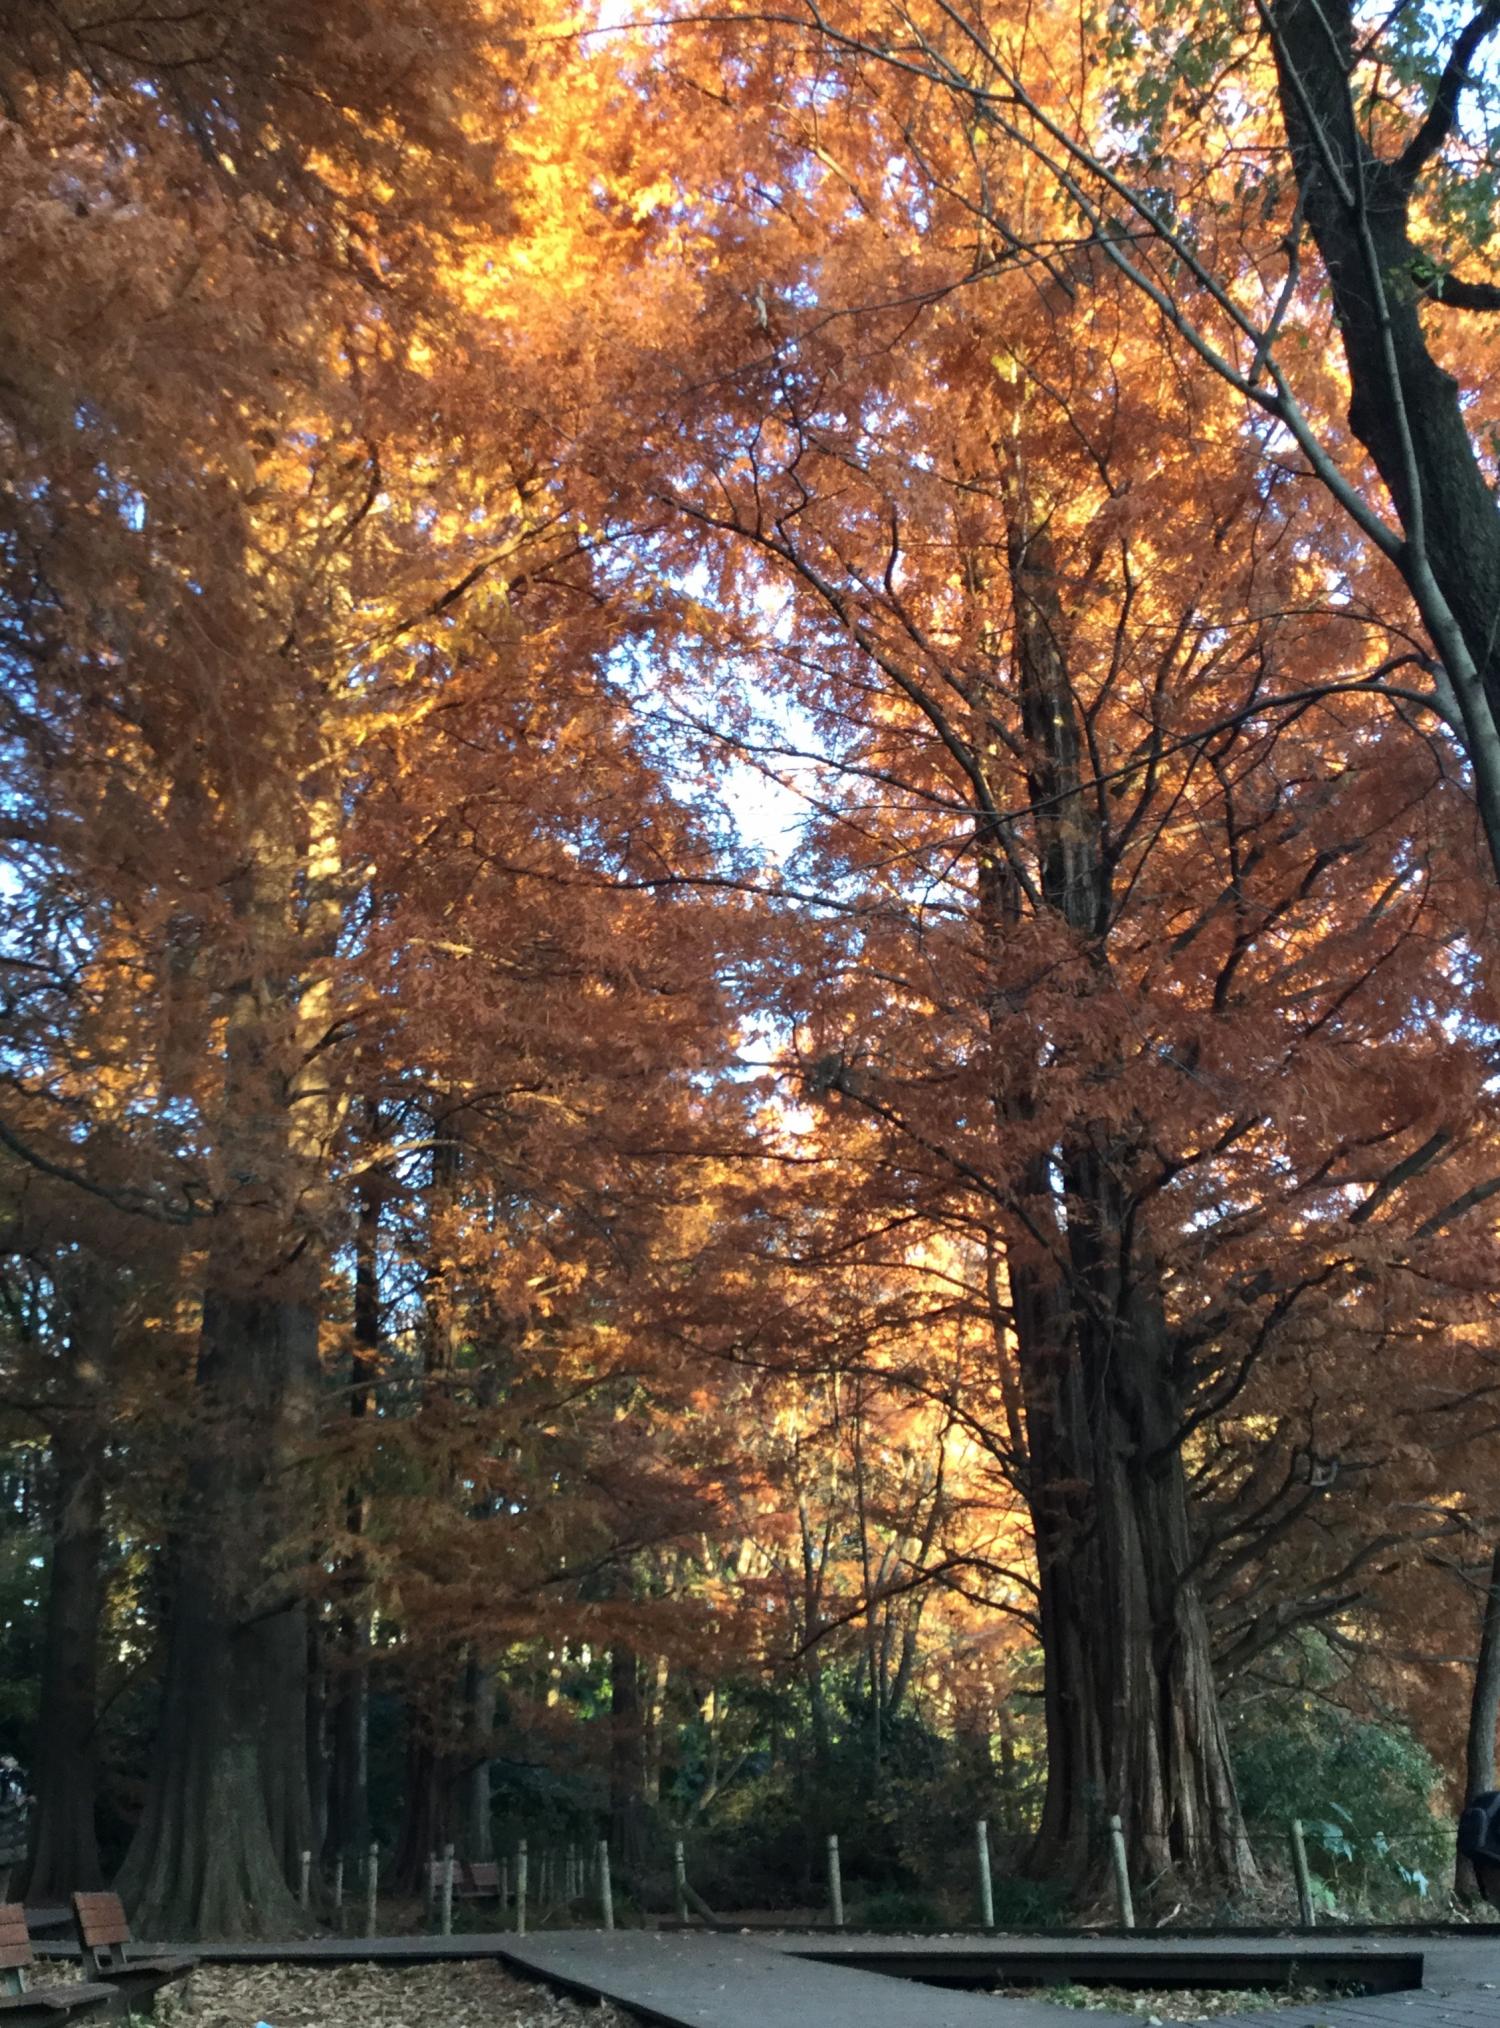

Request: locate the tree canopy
(3, 0), (1500, 1936)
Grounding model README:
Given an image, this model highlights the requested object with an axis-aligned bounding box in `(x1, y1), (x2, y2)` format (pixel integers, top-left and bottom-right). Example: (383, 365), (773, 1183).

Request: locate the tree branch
(1396, 0), (1500, 189)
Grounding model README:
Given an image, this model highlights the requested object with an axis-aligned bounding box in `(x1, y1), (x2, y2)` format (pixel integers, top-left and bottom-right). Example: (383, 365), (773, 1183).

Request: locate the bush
(855, 1887), (943, 1930)
(987, 1875), (1070, 1929)
(1230, 1659), (1450, 1912)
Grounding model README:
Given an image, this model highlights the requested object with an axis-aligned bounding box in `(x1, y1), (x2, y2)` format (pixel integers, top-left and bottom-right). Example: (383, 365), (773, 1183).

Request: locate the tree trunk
(117, 1289), (318, 1936)
(988, 443), (1255, 1897)
(117, 734), (344, 1936)
(1268, 0), (1500, 881)
(306, 1618), (329, 1865)
(23, 1269), (110, 1900)
(459, 1656), (495, 1864)
(1270, 0), (1500, 700)
(393, 1725), (451, 1892)
(324, 1640), (370, 1866)
(324, 1157), (380, 1865)
(609, 1644), (647, 1866)
(1018, 1254), (1253, 1888)
(1457, 1544), (1500, 1900)
(644, 1656), (668, 1805)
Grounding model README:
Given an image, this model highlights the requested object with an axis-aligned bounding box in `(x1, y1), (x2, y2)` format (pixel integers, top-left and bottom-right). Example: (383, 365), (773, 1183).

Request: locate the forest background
(4, 0), (1500, 1940)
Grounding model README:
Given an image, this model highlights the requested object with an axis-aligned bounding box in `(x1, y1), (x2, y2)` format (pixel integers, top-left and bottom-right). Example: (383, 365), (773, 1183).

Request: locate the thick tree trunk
(987, 447), (1254, 1897)
(23, 1289), (108, 1906)
(1457, 1544), (1500, 1900)
(1023, 1291), (1252, 1885)
(117, 1288), (318, 1936)
(119, 745), (343, 1936)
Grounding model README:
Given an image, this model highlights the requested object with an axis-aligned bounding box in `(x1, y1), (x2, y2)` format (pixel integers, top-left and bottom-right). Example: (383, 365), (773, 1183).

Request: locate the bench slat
(71, 1895), (130, 1949)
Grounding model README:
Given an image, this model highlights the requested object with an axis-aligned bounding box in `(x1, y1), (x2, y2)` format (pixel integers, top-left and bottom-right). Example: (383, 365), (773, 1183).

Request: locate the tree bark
(609, 1644), (648, 1866)
(644, 1655), (669, 1805)
(324, 1158), (379, 1865)
(118, 778), (334, 1936)
(393, 1723), (452, 1891)
(987, 446), (1255, 1895)
(1268, 0), (1500, 883)
(459, 1656), (495, 1864)
(117, 1288), (317, 1937)
(1457, 1544), (1500, 1900)
(22, 1261), (113, 1900)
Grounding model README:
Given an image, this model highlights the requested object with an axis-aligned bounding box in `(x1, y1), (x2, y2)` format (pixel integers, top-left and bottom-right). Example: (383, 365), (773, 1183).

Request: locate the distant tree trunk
(306, 1620), (329, 1863)
(1457, 1544), (1500, 1901)
(997, 1701), (1022, 1837)
(644, 1656), (669, 1805)
(393, 1730), (440, 1891)
(793, 1487), (833, 1777)
(393, 1706), (463, 1891)
(324, 1160), (379, 1865)
(324, 1638), (370, 1866)
(609, 1644), (647, 1866)
(23, 1261), (112, 1900)
(459, 1657), (495, 1864)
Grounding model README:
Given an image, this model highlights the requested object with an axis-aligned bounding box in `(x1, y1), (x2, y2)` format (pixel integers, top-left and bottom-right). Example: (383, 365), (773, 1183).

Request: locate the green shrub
(1229, 1656), (1449, 1912)
(987, 1875), (1070, 1929)
(856, 1888), (943, 1930)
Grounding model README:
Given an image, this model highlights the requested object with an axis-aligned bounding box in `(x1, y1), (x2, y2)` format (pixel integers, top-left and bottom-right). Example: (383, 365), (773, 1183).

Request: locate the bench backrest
(426, 1856), (500, 1896)
(0, 1905), (32, 1976)
(73, 1892), (131, 1961)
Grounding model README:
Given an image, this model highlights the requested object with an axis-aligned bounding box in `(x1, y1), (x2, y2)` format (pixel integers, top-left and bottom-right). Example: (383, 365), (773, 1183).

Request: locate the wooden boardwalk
(490, 1930), (1497, 2028)
(37, 1925), (1499, 2028)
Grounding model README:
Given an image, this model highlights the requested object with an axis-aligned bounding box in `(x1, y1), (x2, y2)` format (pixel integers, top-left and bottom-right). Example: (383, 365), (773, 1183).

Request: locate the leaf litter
(154, 1961), (630, 2028)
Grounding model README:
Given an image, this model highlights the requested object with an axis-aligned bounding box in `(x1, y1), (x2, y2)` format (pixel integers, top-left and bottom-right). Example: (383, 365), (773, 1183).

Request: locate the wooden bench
(70, 1896), (192, 2013)
(426, 1858), (502, 1903)
(0, 1905), (115, 2027)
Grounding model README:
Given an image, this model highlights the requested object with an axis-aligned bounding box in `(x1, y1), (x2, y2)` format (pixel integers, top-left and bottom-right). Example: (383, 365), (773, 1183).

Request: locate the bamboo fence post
(298, 1848), (311, 1912)
(516, 1840), (528, 1936)
(1290, 1819), (1317, 1928)
(673, 1838), (689, 1923)
(599, 1839), (614, 1931)
(441, 1842), (455, 1936)
(500, 1856), (509, 1917)
(826, 1832), (844, 1929)
(1108, 1815), (1135, 1930)
(365, 1843), (379, 1938)
(976, 1819), (994, 1929)
(333, 1856), (344, 1927)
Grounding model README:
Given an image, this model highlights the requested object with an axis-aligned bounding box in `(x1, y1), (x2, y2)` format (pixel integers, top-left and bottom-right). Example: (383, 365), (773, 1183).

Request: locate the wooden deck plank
(496, 1931), (1076, 2028)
